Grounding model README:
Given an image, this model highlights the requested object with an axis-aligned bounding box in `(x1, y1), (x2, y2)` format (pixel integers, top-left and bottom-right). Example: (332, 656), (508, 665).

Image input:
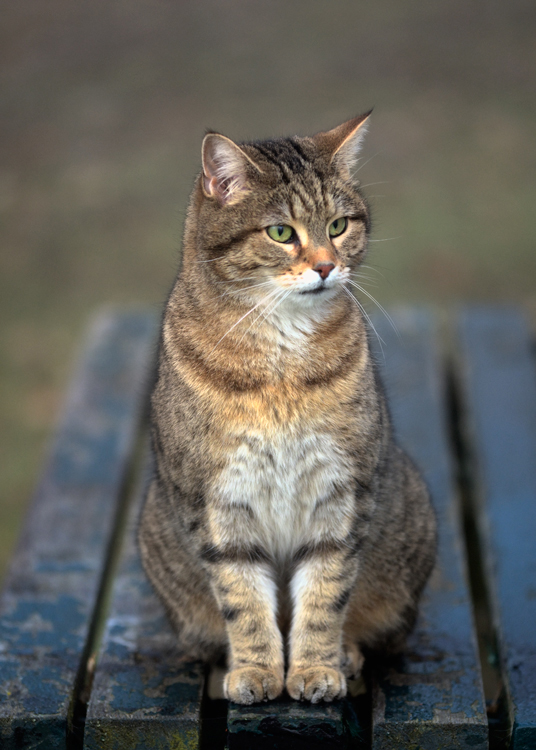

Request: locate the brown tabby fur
(138, 113), (437, 705)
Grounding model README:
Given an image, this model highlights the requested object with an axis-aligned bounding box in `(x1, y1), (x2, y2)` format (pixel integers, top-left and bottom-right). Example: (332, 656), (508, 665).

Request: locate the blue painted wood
(0, 311), (157, 749)
(3, 306), (501, 748)
(371, 309), (488, 749)
(84, 460), (204, 750)
(458, 307), (536, 749)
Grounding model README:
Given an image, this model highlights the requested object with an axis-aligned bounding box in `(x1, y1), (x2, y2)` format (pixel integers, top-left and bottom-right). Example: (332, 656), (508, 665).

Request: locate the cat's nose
(313, 263), (335, 280)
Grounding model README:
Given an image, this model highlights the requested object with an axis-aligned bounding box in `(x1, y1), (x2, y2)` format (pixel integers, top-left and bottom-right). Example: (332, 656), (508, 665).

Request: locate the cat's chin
(266, 286), (342, 337)
(291, 283), (340, 306)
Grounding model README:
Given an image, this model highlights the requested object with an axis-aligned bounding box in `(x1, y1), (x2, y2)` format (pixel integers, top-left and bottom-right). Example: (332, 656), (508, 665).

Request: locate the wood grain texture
(83, 458), (204, 750)
(0, 310), (157, 749)
(457, 307), (536, 749)
(371, 309), (488, 750)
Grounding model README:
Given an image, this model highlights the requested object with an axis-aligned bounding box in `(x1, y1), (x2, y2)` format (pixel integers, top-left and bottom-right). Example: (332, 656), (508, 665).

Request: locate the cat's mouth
(298, 284), (326, 295)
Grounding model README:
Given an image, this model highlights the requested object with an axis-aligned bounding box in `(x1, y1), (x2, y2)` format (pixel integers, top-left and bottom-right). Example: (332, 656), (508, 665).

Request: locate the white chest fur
(213, 426), (354, 560)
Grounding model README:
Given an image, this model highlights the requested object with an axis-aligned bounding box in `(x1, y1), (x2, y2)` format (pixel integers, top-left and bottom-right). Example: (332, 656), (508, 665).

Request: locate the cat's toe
(286, 666), (347, 703)
(224, 666), (284, 704)
(341, 642), (365, 678)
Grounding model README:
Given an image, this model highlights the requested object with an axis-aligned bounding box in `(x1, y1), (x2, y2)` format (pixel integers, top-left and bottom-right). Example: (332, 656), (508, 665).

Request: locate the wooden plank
(227, 697), (363, 749)
(0, 310), (157, 750)
(371, 309), (488, 749)
(84, 459), (205, 750)
(457, 307), (536, 749)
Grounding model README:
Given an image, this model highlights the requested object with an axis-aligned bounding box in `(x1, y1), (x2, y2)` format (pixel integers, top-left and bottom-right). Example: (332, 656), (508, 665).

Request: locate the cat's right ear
(202, 133), (262, 205)
(313, 111), (372, 179)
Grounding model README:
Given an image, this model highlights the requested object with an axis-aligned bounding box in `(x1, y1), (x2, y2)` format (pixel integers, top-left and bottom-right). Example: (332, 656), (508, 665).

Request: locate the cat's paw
(286, 666), (347, 703)
(224, 666), (284, 704)
(341, 642), (365, 678)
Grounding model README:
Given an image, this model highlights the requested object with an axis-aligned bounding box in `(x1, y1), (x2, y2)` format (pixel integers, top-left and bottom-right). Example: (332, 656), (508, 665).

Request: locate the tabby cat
(139, 112), (437, 705)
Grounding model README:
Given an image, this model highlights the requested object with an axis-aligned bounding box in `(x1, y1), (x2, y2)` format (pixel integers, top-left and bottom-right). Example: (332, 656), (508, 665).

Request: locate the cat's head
(190, 113), (372, 311)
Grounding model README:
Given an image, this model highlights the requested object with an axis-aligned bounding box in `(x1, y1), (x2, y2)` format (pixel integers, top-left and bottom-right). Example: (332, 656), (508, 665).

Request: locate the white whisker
(198, 256), (226, 263)
(345, 279), (399, 338)
(256, 288), (293, 330)
(348, 271), (377, 278)
(221, 281), (275, 297)
(351, 151), (383, 178)
(209, 287), (282, 354)
(236, 288), (288, 345)
(360, 264), (392, 279)
(359, 181), (391, 189)
(369, 237), (400, 243)
(348, 273), (378, 286)
(342, 286), (385, 359)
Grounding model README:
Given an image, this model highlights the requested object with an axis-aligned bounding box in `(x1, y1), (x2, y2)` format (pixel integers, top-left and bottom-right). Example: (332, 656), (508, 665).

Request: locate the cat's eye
(266, 225), (295, 243)
(328, 217), (348, 238)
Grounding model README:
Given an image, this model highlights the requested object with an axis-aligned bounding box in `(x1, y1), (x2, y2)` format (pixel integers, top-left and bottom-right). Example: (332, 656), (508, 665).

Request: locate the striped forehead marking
(253, 138), (352, 221)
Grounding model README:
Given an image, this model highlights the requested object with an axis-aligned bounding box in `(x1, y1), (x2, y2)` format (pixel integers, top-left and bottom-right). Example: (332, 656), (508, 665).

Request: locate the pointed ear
(313, 110), (372, 178)
(202, 133), (262, 205)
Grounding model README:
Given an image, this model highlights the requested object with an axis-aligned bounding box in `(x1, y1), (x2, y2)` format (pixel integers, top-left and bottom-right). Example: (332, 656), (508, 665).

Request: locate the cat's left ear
(313, 110), (372, 178)
(202, 133), (262, 205)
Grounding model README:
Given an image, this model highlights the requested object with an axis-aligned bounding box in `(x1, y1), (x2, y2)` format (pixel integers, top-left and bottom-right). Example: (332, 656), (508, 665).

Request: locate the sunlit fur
(138, 115), (437, 705)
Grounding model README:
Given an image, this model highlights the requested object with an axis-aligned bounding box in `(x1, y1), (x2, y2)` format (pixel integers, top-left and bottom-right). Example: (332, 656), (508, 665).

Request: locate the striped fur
(138, 115), (437, 705)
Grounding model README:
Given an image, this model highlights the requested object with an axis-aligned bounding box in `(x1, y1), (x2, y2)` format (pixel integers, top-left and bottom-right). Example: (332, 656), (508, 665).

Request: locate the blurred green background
(1, 0), (535, 582)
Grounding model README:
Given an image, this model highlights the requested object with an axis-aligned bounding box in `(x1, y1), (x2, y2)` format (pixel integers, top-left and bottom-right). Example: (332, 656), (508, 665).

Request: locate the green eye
(329, 217), (348, 238)
(266, 224), (294, 243)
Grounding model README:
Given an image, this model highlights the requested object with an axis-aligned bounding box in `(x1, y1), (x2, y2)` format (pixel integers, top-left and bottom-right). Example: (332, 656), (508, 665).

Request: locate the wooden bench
(1, 306), (535, 749)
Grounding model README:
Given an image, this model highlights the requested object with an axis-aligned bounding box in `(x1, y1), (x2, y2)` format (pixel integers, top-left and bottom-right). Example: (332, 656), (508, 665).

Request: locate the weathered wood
(9, 305), (521, 748)
(84, 460), (205, 750)
(371, 309), (488, 749)
(457, 307), (536, 749)
(227, 697), (363, 749)
(0, 310), (157, 750)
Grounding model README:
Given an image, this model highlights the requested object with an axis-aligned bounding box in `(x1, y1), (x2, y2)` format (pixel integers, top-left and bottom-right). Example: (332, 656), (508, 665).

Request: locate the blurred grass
(1, 0), (535, 581)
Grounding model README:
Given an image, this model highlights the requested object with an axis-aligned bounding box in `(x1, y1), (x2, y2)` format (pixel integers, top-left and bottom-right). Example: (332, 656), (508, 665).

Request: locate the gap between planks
(68, 432), (150, 749)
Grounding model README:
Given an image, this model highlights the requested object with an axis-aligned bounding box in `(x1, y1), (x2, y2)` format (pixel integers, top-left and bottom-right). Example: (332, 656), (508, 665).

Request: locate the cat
(138, 112), (437, 705)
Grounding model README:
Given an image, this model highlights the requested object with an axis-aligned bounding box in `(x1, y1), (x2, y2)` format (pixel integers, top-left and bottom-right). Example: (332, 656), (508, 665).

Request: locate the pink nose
(314, 263), (335, 280)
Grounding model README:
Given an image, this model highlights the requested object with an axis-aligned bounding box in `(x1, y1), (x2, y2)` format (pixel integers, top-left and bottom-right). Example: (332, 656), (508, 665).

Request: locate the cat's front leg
(206, 551), (284, 704)
(287, 542), (360, 703)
